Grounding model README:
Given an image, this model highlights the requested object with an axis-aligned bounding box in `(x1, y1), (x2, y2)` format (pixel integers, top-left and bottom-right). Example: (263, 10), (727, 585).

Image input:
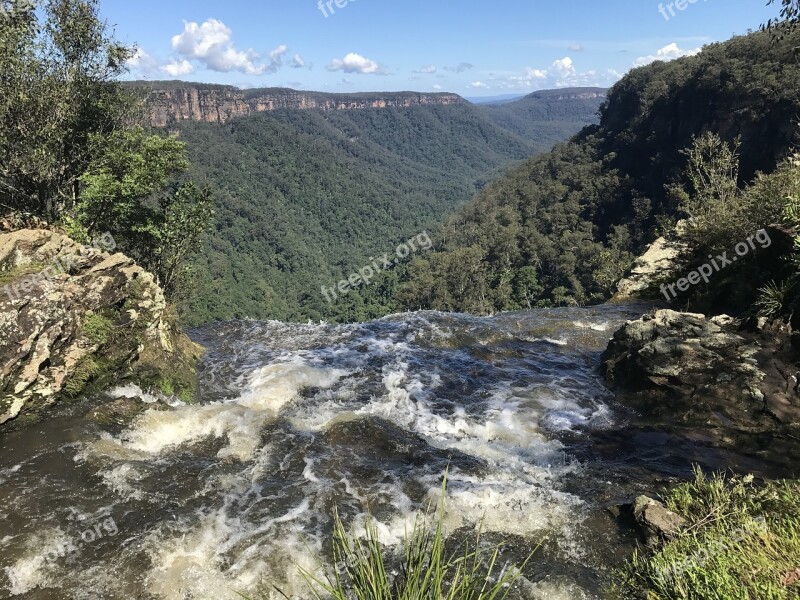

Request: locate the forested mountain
(177, 94), (602, 324)
(396, 28), (800, 314)
(479, 87), (606, 141)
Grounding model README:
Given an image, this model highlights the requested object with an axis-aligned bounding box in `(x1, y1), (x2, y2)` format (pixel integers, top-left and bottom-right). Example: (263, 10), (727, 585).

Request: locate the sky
(104, 0), (778, 97)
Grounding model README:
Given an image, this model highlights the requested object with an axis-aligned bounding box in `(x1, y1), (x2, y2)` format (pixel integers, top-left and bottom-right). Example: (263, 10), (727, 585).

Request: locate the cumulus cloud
(468, 81), (489, 89)
(415, 64), (437, 74)
(634, 43), (701, 67)
(170, 18), (279, 75)
(503, 56), (621, 90)
(328, 52), (382, 74)
(162, 59), (195, 76)
(126, 48), (156, 71)
(292, 54), (306, 69)
(507, 67), (547, 87)
(432, 84), (443, 90)
(269, 44), (288, 67)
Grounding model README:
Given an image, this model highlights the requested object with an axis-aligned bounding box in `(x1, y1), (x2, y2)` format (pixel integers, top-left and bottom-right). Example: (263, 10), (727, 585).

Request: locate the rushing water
(0, 305), (654, 600)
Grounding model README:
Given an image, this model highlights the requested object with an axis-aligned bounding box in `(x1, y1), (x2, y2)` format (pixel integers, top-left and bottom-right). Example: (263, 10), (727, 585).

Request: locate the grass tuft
(238, 471), (534, 600)
(612, 467), (800, 599)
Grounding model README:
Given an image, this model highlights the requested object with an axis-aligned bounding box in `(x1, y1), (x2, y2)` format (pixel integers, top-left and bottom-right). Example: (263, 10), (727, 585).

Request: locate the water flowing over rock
(0, 227), (200, 429)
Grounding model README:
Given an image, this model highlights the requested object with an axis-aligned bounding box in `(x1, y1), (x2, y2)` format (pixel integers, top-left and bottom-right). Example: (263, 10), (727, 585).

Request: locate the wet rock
(87, 397), (162, 426)
(630, 495), (687, 546)
(0, 227), (202, 430)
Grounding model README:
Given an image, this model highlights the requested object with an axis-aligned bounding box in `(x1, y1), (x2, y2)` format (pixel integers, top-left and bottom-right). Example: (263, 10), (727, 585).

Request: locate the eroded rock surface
(0, 228), (201, 430)
(603, 309), (800, 429)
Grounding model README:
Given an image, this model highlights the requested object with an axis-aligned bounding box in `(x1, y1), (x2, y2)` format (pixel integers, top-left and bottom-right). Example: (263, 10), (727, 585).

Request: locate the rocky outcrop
(603, 309), (800, 429)
(0, 227), (202, 430)
(613, 222), (689, 301)
(145, 85), (465, 127)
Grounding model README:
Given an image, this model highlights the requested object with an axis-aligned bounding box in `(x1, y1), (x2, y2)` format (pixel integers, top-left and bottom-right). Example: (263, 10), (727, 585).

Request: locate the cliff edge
(0, 221), (202, 430)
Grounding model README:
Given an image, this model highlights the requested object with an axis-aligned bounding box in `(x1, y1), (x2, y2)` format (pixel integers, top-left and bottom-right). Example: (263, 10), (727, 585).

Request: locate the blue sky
(107, 0), (777, 96)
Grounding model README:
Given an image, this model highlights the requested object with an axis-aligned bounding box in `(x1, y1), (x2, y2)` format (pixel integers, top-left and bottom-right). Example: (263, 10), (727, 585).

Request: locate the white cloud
(162, 59), (195, 76)
(445, 62), (474, 73)
(269, 44), (288, 67)
(292, 54), (306, 68)
(126, 48), (156, 71)
(468, 81), (489, 89)
(634, 43), (701, 67)
(170, 18), (276, 75)
(550, 57), (576, 79)
(507, 67), (548, 88)
(568, 43), (585, 52)
(415, 64), (437, 74)
(328, 52), (381, 74)
(501, 56), (622, 90)
(432, 84), (443, 90)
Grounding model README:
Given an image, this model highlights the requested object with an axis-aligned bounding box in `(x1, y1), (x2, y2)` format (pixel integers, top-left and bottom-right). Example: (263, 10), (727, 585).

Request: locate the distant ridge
(124, 81), (464, 127)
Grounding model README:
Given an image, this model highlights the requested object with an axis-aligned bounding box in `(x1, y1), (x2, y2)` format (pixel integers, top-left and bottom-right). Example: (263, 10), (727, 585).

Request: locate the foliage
(764, 0), (800, 38)
(479, 88), (604, 141)
(398, 27), (800, 315)
(176, 98), (599, 325)
(756, 280), (797, 320)
(0, 0), (212, 303)
(612, 469), (800, 599)
(81, 311), (113, 345)
(0, 0), (134, 218)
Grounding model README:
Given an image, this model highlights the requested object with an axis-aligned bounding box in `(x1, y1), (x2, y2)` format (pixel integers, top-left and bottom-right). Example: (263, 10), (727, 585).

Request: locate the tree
(0, 0), (213, 302)
(764, 0), (800, 38)
(0, 0), (135, 218)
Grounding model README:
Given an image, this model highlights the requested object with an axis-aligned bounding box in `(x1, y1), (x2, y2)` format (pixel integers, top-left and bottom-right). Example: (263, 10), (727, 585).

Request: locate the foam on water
(0, 305), (648, 599)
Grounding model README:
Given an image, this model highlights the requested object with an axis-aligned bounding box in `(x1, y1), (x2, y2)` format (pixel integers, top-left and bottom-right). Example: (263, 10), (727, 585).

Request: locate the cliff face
(147, 86), (465, 127)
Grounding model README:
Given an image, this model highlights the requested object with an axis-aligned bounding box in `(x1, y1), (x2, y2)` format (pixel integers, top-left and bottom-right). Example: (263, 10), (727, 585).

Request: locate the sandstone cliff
(143, 83), (464, 127)
(0, 224), (202, 430)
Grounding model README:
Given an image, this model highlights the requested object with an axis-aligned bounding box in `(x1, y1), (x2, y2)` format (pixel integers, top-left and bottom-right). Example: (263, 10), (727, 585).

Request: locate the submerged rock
(0, 227), (202, 430)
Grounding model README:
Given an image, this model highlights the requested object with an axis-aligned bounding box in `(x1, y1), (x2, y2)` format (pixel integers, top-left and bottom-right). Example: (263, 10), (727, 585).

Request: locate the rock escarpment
(613, 223), (689, 301)
(602, 309), (800, 429)
(0, 226), (201, 430)
(145, 85), (465, 127)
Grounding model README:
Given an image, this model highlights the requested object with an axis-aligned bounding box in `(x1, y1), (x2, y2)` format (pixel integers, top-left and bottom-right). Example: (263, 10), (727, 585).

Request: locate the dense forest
(177, 94), (605, 324)
(397, 28), (800, 314)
